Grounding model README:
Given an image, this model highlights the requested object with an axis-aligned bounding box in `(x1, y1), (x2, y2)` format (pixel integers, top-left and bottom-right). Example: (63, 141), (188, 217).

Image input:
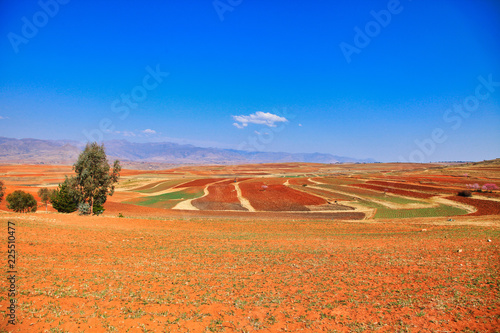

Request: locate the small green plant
(93, 204), (105, 216)
(78, 202), (91, 215)
(118, 212), (124, 218)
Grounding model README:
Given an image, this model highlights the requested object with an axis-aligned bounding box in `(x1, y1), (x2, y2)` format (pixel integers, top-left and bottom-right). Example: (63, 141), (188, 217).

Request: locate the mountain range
(0, 137), (375, 165)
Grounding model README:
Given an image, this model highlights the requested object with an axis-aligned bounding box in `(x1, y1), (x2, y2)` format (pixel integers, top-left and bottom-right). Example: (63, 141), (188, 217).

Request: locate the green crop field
(358, 200), (468, 219)
(376, 195), (428, 205)
(125, 189), (205, 209)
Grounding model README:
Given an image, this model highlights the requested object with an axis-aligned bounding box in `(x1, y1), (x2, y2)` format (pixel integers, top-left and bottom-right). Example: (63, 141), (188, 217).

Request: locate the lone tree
(38, 188), (52, 213)
(6, 190), (37, 213)
(73, 142), (121, 214)
(0, 180), (5, 203)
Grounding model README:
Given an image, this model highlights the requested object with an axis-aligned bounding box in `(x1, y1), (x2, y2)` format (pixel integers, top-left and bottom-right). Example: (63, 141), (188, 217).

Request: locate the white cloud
(0, 116), (9, 120)
(232, 111), (288, 129)
(142, 129), (157, 134)
(298, 123), (302, 127)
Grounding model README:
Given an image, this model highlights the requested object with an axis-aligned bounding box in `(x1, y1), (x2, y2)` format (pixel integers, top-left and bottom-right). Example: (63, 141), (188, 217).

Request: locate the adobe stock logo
(212, 0), (242, 21)
(7, 0), (70, 54)
(399, 74), (499, 163)
(82, 64), (169, 143)
(339, 0), (408, 64)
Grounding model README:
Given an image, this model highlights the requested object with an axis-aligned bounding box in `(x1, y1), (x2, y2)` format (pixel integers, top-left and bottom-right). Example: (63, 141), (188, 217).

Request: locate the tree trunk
(90, 196), (94, 216)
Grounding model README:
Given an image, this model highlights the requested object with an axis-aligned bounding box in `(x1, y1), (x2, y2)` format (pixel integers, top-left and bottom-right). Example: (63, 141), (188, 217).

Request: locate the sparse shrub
(457, 190), (472, 197)
(78, 202), (91, 215)
(6, 190), (37, 213)
(118, 213), (124, 218)
(93, 204), (105, 216)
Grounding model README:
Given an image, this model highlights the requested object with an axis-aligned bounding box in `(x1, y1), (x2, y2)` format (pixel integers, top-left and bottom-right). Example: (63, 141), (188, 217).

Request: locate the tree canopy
(50, 177), (81, 213)
(38, 188), (52, 212)
(7, 190), (37, 213)
(73, 142), (121, 214)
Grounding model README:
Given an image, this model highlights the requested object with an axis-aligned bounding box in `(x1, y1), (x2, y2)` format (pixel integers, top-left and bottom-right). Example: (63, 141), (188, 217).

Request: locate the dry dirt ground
(0, 162), (499, 332)
(0, 213), (499, 332)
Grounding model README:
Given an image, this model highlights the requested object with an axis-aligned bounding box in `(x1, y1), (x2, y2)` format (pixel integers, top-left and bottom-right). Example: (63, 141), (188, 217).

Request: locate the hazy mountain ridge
(0, 137), (375, 165)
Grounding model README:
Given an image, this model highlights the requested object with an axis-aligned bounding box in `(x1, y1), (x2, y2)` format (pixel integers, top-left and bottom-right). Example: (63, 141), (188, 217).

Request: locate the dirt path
(172, 179), (230, 211)
(233, 182), (256, 212)
(172, 185), (211, 211)
(308, 178), (322, 185)
(171, 198), (198, 210)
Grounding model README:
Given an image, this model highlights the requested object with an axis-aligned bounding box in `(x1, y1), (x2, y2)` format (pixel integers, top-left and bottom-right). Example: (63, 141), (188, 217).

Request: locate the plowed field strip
(135, 179), (191, 193)
(192, 181), (247, 211)
(446, 196), (500, 216)
(351, 184), (435, 199)
(173, 178), (227, 188)
(239, 181), (326, 211)
(368, 180), (457, 194)
(289, 185), (353, 201)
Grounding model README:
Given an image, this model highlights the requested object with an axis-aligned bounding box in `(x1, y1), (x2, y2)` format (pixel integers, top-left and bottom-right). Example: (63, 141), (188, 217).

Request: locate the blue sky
(1, 0), (499, 162)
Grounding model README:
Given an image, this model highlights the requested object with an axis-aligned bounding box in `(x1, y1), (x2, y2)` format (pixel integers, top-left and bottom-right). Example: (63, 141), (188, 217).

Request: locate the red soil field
(351, 184), (435, 199)
(402, 175), (479, 185)
(367, 180), (457, 194)
(192, 180), (247, 211)
(239, 181), (327, 211)
(1, 214), (498, 332)
(287, 178), (315, 186)
(474, 191), (500, 199)
(173, 178), (227, 188)
(446, 196), (500, 216)
(289, 185), (354, 202)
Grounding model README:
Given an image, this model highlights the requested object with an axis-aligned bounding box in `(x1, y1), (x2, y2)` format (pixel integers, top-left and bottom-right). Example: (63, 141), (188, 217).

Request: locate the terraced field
(288, 185), (354, 202)
(134, 179), (190, 193)
(351, 183), (435, 199)
(124, 188), (205, 209)
(173, 178), (227, 188)
(367, 180), (458, 194)
(192, 180), (247, 211)
(239, 180), (327, 211)
(358, 200), (469, 219)
(446, 196), (500, 216)
(314, 183), (430, 206)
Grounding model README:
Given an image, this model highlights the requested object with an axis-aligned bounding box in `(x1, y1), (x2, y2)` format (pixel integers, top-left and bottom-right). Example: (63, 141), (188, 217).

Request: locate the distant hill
(0, 137), (375, 165)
